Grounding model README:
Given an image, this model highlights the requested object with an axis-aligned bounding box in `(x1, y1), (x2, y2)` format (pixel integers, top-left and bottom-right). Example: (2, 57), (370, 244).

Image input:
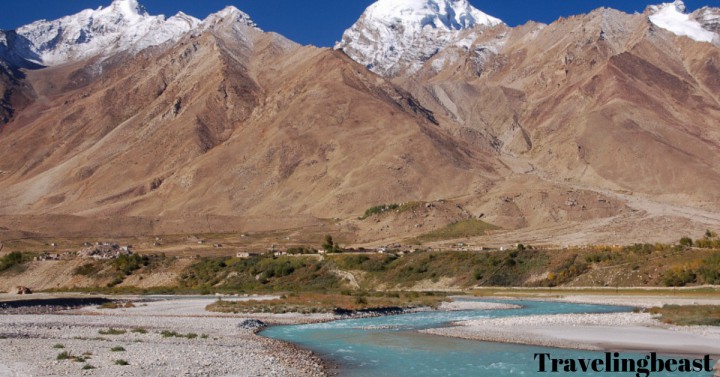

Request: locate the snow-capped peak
(367, 0), (501, 31)
(337, 0), (503, 76)
(8, 0), (199, 66)
(202, 6), (258, 29)
(649, 1), (717, 43)
(108, 0), (147, 18)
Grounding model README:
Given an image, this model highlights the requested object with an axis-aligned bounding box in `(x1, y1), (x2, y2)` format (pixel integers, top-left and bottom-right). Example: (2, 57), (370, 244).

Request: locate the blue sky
(1, 0), (718, 47)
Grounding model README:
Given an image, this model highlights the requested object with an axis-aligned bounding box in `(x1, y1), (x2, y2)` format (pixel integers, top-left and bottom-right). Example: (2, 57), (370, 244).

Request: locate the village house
(77, 243), (133, 260)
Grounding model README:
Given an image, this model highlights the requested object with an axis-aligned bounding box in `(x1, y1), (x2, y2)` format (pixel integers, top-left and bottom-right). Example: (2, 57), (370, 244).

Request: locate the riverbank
(0, 296), (328, 376)
(423, 295), (720, 375)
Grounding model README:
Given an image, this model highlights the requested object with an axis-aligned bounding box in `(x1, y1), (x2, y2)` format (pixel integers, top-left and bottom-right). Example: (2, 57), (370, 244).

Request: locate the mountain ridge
(0, 0), (719, 247)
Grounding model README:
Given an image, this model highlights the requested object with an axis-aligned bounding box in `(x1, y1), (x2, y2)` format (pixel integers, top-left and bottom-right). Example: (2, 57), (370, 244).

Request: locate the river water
(262, 299), (714, 377)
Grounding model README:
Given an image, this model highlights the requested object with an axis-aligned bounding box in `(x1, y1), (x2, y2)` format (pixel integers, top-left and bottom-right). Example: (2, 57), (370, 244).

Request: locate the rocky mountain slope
(0, 0), (718, 247)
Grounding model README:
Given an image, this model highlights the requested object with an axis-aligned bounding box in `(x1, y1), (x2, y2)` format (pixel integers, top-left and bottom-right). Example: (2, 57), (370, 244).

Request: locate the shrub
(286, 246), (317, 255)
(114, 359), (129, 366)
(131, 328), (147, 334)
(662, 269), (697, 287)
(359, 204), (399, 220)
(106, 276), (125, 288)
(698, 252), (720, 285)
(111, 346), (125, 352)
(474, 270), (484, 280)
(57, 351), (71, 360)
(82, 364), (96, 370)
(160, 330), (198, 339)
(98, 328), (126, 335)
(679, 237), (694, 248)
(0, 252), (28, 272)
(160, 330), (179, 338)
(112, 254), (150, 276)
(322, 235), (342, 253)
(73, 263), (100, 276)
(53, 344), (65, 349)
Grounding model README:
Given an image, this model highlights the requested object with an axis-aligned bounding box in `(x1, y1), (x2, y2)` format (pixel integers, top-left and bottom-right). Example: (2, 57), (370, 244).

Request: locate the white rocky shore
(0, 296), (329, 377)
(424, 297), (720, 376)
(438, 300), (521, 311)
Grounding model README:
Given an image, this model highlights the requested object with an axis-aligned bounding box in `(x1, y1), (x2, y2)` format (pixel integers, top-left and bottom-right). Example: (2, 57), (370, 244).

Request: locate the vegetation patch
(114, 359), (129, 366)
(413, 219), (498, 243)
(647, 305), (720, 326)
(206, 292), (447, 314)
(0, 252), (34, 273)
(73, 263), (102, 276)
(107, 254), (152, 288)
(110, 346), (126, 352)
(358, 204), (400, 220)
(98, 301), (136, 309)
(661, 251), (720, 287)
(179, 255), (341, 293)
(160, 330), (198, 339)
(692, 230), (720, 249)
(98, 328), (126, 335)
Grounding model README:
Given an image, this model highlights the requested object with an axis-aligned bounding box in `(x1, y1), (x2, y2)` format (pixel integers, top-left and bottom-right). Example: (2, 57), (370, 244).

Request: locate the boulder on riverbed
(238, 319), (267, 331)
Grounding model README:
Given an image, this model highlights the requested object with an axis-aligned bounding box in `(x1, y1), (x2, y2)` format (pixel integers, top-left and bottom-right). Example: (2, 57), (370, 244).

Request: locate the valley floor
(1, 293), (720, 376)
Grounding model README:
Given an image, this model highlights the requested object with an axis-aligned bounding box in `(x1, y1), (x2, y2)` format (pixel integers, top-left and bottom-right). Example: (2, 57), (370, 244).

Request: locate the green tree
(322, 235), (335, 253)
(679, 237), (694, 248)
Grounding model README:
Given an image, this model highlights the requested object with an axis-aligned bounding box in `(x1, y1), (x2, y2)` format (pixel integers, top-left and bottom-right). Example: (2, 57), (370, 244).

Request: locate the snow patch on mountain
(649, 1), (717, 43)
(201, 6), (258, 30)
(6, 0), (201, 66)
(337, 0), (503, 77)
(15, 0), (201, 65)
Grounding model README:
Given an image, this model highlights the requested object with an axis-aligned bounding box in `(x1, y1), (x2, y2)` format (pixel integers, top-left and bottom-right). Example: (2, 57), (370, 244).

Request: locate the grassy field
(206, 292), (448, 314)
(647, 305), (720, 326)
(411, 219), (499, 243)
(3, 241), (720, 294)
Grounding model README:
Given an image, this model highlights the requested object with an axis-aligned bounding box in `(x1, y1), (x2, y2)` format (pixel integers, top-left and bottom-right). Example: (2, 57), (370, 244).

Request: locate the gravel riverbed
(423, 312), (720, 375)
(0, 297), (329, 377)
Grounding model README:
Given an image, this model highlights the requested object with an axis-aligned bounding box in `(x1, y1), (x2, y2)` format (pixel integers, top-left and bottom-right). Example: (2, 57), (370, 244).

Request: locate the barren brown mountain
(0, 1), (718, 248)
(388, 6), (720, 245)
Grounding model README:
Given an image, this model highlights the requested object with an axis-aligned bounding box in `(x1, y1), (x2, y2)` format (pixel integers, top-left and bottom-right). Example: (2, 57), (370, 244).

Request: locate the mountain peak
(10, 0), (197, 66)
(367, 0), (502, 31)
(203, 6), (258, 29)
(649, 1), (717, 43)
(105, 0), (148, 18)
(337, 0), (502, 76)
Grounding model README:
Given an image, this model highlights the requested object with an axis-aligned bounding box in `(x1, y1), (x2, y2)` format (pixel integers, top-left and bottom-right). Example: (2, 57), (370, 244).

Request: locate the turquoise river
(262, 299), (714, 377)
